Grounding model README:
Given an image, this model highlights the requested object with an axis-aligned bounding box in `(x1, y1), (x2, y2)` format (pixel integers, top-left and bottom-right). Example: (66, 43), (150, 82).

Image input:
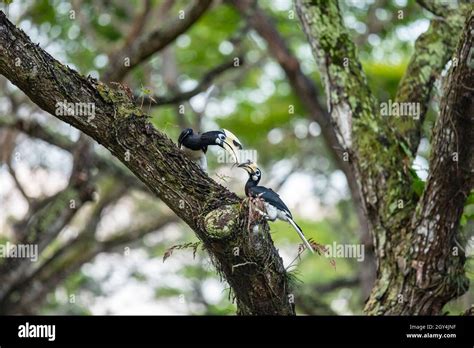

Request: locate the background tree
(0, 0), (472, 315)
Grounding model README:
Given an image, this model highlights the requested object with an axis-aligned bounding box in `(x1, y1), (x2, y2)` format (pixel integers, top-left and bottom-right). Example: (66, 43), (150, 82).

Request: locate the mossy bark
(296, 0), (473, 315)
(0, 11), (294, 315)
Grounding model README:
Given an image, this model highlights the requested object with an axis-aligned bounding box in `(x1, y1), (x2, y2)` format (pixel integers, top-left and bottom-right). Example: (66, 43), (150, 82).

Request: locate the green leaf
(409, 168), (425, 197)
(460, 214), (467, 226)
(465, 191), (474, 205)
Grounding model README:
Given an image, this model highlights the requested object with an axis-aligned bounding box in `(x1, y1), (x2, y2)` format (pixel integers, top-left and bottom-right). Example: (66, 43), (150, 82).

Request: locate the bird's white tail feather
(287, 218), (314, 254)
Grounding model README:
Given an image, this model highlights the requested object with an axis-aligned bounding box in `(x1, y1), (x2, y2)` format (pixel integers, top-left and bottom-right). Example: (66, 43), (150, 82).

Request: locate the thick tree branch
(393, 6), (469, 155)
(295, 0), (473, 315)
(365, 11), (474, 315)
(0, 11), (294, 315)
(103, 0), (213, 82)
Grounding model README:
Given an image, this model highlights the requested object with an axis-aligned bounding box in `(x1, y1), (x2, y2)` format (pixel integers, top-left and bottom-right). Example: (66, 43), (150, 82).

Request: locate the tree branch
(0, 11), (294, 315)
(295, 0), (472, 315)
(6, 158), (32, 205)
(103, 0), (213, 82)
(0, 117), (150, 192)
(0, 138), (95, 306)
(364, 11), (474, 315)
(3, 213), (178, 314)
(141, 56), (244, 106)
(416, 0), (458, 17)
(123, 0), (153, 48)
(393, 6), (469, 155)
(408, 11), (473, 312)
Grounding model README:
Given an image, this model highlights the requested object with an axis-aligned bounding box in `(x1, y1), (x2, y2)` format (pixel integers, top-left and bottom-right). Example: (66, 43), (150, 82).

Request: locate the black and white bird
(178, 128), (243, 172)
(238, 160), (315, 254)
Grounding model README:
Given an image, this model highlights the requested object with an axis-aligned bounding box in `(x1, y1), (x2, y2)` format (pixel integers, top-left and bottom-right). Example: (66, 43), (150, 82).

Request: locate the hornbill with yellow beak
(178, 128), (242, 172)
(238, 160), (315, 254)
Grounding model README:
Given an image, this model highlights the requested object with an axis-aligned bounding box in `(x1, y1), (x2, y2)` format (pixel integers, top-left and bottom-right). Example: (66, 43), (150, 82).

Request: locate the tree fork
(0, 11), (294, 315)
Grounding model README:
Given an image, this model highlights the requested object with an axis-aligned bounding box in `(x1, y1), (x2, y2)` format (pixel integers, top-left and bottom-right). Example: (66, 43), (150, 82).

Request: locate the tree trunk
(295, 0), (473, 315)
(0, 11), (294, 315)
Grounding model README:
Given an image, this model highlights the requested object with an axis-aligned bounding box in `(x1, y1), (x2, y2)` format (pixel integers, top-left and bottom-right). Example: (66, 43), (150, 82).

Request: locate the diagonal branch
(393, 5), (469, 156)
(230, 0), (341, 164)
(123, 0), (153, 48)
(364, 11), (474, 315)
(0, 11), (294, 315)
(103, 0), (213, 82)
(407, 12), (473, 312)
(141, 56), (244, 106)
(416, 0), (458, 17)
(6, 161), (31, 204)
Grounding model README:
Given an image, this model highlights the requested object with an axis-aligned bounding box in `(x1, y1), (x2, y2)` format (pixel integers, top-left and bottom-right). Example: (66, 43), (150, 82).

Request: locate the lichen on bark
(204, 204), (240, 239)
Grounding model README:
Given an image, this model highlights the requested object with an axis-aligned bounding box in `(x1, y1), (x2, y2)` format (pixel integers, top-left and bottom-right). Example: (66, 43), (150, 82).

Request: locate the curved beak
(238, 160), (258, 174)
(222, 129), (243, 165)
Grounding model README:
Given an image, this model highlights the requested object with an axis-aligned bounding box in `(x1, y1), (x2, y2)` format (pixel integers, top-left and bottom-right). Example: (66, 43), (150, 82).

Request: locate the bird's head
(238, 160), (261, 183)
(203, 129), (243, 164)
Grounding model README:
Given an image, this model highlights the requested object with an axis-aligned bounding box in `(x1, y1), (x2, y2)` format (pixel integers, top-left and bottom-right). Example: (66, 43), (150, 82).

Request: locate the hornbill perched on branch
(238, 160), (315, 254)
(178, 128), (242, 172)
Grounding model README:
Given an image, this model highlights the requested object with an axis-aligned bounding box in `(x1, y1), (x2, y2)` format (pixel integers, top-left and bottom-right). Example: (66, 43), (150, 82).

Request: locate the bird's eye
(255, 170), (260, 176)
(219, 134), (225, 140)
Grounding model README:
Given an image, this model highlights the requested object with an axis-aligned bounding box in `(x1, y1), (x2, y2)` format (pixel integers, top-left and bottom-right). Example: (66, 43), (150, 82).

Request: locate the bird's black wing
(178, 128), (193, 148)
(249, 186), (292, 218)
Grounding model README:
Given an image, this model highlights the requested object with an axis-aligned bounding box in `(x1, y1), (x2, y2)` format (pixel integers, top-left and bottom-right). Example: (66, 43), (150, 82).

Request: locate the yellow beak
(237, 160), (258, 174)
(222, 128), (243, 164)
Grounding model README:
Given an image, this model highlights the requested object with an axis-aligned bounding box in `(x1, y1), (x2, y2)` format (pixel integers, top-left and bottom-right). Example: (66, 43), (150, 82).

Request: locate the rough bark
(366, 12), (474, 315)
(296, 0), (472, 314)
(392, 10), (466, 155)
(0, 11), (294, 315)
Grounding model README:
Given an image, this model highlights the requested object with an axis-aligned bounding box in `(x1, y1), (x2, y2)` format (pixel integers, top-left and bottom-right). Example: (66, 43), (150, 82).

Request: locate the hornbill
(178, 128), (242, 172)
(238, 160), (315, 254)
